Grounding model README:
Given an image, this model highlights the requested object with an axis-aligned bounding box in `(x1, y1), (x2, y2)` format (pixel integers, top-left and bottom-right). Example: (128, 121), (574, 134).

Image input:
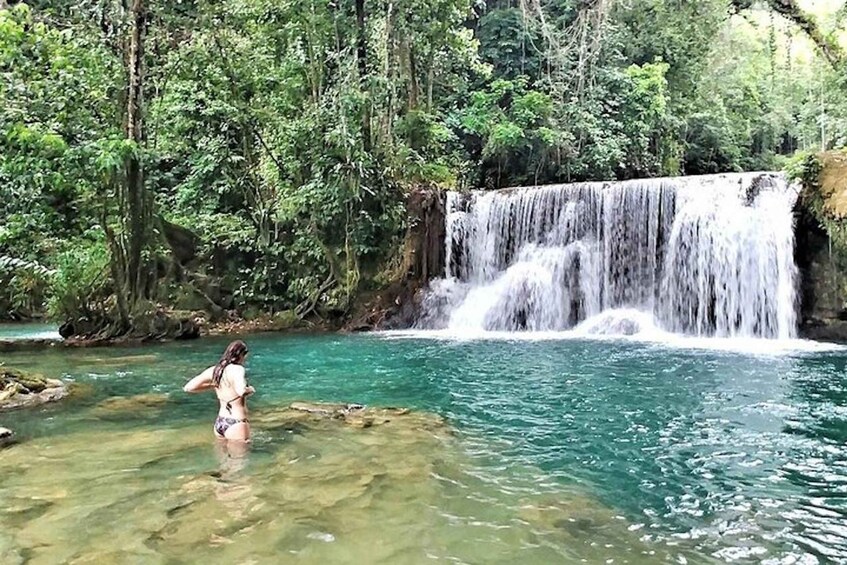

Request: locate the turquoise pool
(1, 332), (845, 563)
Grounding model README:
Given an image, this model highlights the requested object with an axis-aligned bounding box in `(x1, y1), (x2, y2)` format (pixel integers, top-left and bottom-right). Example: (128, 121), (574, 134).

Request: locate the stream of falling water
(417, 173), (798, 338)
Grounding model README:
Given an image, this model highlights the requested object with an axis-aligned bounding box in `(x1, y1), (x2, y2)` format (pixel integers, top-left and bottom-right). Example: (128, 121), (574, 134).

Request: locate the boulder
(0, 426), (13, 447)
(58, 321), (75, 339)
(0, 385), (69, 411)
(0, 368), (69, 411)
(159, 216), (200, 266)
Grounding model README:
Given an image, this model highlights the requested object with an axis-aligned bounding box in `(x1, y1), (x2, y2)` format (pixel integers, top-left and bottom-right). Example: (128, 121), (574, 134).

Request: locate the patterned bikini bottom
(214, 416), (248, 437)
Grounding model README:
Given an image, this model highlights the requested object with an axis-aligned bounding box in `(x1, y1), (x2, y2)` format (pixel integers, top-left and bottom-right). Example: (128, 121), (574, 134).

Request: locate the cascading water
(415, 173), (799, 339)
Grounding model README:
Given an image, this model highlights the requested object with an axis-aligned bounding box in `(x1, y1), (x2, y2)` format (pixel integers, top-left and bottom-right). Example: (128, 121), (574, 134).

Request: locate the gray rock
(0, 427), (14, 447)
(0, 385), (69, 411)
(0, 367), (70, 411)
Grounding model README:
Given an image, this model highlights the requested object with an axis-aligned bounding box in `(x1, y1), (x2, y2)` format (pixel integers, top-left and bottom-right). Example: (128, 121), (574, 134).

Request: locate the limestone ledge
(0, 338), (63, 353)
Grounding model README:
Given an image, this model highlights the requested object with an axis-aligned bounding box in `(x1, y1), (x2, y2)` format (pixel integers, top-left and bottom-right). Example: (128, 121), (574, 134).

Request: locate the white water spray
(417, 173), (799, 338)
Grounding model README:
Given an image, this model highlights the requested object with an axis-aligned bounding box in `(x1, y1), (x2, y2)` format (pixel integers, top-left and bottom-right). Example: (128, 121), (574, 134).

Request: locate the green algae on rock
(0, 367), (68, 411)
(91, 393), (172, 420)
(255, 401), (445, 431)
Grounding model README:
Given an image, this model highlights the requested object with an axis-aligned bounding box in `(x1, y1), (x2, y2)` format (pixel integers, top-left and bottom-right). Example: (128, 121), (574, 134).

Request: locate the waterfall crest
(416, 173), (798, 339)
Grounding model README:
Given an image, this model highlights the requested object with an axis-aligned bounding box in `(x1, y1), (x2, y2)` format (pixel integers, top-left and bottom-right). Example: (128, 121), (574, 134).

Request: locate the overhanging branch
(732, 0), (845, 68)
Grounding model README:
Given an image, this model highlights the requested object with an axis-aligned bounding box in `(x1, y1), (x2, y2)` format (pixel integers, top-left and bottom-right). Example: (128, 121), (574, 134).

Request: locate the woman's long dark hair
(212, 340), (249, 387)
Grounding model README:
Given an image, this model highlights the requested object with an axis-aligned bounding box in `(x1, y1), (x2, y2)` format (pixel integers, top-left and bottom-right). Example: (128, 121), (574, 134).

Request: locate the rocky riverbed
(0, 399), (669, 563)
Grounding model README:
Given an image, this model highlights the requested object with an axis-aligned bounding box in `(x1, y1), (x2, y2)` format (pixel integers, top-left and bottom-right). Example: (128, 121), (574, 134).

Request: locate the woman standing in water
(184, 340), (254, 441)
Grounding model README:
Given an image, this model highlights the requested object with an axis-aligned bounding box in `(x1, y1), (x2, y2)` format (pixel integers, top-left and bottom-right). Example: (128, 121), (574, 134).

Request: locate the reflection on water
(213, 438), (251, 479)
(1, 333), (846, 562)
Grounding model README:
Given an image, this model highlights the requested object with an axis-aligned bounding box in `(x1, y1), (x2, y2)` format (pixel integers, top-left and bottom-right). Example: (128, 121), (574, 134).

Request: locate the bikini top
(223, 395), (242, 414)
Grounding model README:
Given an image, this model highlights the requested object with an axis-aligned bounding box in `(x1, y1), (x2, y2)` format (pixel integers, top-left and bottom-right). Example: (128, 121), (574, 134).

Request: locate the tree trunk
(427, 64), (434, 111)
(355, 0), (371, 152)
(106, 0), (153, 333)
(408, 44), (419, 111)
(126, 0), (149, 309)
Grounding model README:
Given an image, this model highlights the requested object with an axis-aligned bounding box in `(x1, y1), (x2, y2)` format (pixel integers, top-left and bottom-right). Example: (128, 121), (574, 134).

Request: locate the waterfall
(415, 173), (799, 339)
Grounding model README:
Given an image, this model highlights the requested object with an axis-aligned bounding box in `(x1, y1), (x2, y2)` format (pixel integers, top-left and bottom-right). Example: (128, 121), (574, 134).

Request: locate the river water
(1, 331), (846, 563)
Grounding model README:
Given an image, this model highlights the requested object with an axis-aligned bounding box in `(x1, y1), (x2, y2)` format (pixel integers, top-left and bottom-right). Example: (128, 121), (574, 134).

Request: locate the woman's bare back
(213, 364), (250, 419)
(184, 362), (253, 441)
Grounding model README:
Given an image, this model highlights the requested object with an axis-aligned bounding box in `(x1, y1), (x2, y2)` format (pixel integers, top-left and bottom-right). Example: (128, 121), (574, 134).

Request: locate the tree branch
(732, 0), (845, 68)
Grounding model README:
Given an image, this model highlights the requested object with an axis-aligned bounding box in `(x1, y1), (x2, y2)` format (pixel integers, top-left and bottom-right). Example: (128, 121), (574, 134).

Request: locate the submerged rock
(85, 353), (159, 366)
(0, 426), (14, 447)
(92, 393), (170, 419)
(0, 368), (69, 411)
(0, 402), (671, 564)
(519, 495), (621, 535)
(573, 309), (651, 336)
(253, 401), (445, 433)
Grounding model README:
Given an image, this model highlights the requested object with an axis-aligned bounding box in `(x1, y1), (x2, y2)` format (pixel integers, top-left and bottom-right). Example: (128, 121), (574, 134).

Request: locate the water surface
(1, 332), (846, 563)
(0, 323), (60, 341)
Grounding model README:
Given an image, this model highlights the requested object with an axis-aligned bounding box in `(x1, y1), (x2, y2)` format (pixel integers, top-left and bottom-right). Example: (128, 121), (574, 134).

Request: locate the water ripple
(4, 333), (847, 562)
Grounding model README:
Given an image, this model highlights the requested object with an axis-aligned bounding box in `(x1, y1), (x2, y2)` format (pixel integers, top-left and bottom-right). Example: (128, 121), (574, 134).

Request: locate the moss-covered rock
(794, 150), (847, 341)
(0, 368), (49, 393)
(0, 367), (69, 411)
(206, 309), (306, 334)
(345, 186), (446, 331)
(92, 393), (170, 420)
(251, 401), (449, 435)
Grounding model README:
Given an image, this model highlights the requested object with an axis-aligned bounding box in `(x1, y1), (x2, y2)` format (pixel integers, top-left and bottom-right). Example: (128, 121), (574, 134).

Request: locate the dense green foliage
(1, 0), (846, 327)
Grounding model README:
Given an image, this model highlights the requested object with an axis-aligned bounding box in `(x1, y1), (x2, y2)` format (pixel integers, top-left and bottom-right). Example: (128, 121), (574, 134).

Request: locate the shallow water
(1, 332), (846, 563)
(0, 323), (61, 341)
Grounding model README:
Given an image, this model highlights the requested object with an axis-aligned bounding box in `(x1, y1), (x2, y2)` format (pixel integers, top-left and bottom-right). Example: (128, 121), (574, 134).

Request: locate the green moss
(270, 310), (300, 330)
(0, 368), (49, 394)
(795, 151), (847, 254)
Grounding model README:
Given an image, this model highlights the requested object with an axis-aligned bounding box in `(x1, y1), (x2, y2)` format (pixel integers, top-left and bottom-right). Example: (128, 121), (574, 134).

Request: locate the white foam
(419, 173), (800, 340)
(382, 307), (843, 356)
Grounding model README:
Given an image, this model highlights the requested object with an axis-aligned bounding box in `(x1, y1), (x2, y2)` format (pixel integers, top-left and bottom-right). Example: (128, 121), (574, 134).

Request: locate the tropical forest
(2, 0), (846, 338)
(5, 2), (847, 563)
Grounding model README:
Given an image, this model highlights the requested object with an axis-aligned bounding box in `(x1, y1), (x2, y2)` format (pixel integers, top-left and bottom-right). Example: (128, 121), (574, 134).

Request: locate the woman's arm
(183, 366), (214, 393)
